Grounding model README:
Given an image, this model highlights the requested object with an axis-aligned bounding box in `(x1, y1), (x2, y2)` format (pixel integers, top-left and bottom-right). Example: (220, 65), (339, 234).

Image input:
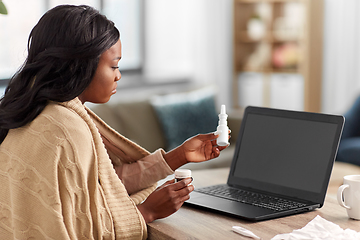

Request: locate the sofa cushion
(89, 100), (166, 152)
(151, 88), (218, 151)
(111, 100), (167, 152)
(88, 103), (125, 133)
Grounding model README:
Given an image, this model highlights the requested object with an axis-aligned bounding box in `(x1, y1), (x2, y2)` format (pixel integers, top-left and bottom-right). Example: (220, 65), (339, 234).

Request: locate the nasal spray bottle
(216, 105), (229, 146)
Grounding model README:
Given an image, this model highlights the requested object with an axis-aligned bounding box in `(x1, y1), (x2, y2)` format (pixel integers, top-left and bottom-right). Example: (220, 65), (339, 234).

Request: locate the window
(0, 0), (141, 83)
(0, 0), (45, 81)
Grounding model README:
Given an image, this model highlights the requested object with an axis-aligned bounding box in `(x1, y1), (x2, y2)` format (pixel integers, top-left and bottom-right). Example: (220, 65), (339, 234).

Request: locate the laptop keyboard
(195, 185), (307, 212)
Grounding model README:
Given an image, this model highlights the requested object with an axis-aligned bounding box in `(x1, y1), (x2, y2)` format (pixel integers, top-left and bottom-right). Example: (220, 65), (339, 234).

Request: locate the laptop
(185, 106), (344, 221)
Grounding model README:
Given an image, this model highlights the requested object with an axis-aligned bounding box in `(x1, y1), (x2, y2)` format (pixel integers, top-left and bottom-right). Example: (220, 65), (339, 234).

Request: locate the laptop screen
(228, 107), (344, 204)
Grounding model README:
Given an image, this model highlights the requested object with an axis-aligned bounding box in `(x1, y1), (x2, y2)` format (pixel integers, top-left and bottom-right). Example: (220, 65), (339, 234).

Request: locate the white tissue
(271, 215), (360, 240)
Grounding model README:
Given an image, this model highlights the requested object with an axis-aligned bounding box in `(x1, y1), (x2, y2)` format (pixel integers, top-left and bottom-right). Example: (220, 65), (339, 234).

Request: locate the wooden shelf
(236, 31), (303, 43)
(232, 0), (323, 112)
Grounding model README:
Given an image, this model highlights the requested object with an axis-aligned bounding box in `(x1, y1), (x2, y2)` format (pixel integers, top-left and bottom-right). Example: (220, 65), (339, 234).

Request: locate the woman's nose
(116, 69), (121, 81)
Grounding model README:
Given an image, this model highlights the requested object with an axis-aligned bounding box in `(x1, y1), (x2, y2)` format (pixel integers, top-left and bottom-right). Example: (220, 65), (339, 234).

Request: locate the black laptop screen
(230, 107), (344, 203)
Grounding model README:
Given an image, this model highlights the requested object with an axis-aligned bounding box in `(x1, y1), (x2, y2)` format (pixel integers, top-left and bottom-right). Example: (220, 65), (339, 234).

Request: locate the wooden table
(148, 164), (360, 239)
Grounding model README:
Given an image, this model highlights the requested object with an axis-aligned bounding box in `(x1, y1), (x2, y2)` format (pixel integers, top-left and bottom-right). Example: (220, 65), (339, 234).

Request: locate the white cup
(337, 175), (360, 220)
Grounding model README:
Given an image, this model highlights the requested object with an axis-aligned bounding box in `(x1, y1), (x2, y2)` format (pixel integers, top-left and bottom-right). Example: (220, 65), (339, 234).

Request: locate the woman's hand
(137, 178), (194, 223)
(163, 131), (231, 170)
(181, 132), (229, 163)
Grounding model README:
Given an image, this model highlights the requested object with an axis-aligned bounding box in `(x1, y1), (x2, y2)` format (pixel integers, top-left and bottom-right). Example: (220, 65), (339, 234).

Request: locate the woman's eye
(112, 66), (119, 70)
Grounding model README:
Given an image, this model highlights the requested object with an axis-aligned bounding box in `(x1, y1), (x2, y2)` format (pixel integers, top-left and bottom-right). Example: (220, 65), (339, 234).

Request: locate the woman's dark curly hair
(0, 5), (120, 143)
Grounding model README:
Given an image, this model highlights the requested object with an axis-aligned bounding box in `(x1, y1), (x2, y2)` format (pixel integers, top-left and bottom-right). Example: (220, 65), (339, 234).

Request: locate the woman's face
(79, 39), (122, 104)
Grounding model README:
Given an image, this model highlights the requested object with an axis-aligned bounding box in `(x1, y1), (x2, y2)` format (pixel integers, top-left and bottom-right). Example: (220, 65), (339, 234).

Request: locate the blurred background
(0, 0), (359, 115)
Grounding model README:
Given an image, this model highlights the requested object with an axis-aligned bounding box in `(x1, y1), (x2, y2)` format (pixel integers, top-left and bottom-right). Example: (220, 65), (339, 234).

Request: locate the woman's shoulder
(1, 99), (94, 160)
(32, 100), (93, 141)
(43, 100), (86, 123)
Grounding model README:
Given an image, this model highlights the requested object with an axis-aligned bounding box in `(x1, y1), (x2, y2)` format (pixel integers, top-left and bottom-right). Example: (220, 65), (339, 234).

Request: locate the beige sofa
(90, 97), (242, 170)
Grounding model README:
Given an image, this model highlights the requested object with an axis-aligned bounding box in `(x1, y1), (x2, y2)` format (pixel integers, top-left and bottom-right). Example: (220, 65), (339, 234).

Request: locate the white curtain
(191, 0), (233, 108)
(144, 0), (233, 108)
(322, 0), (360, 114)
(143, 0), (195, 80)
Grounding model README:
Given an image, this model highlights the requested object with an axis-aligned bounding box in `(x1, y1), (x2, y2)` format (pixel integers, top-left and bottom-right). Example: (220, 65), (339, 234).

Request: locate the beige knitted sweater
(0, 98), (173, 239)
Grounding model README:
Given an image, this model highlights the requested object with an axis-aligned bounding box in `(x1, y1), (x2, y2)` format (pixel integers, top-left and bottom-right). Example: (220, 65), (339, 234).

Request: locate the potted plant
(0, 1), (8, 15)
